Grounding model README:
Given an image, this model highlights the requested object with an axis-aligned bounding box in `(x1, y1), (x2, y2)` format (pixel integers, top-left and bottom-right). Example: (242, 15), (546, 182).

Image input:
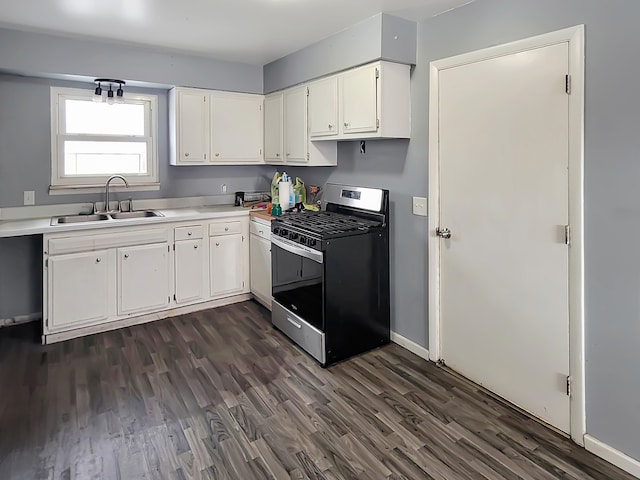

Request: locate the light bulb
(107, 86), (115, 105)
(93, 84), (103, 102)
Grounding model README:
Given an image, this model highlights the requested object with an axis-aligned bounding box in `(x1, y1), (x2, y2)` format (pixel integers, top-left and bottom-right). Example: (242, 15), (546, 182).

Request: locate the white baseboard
(584, 435), (640, 478)
(390, 331), (430, 360)
(0, 312), (42, 328)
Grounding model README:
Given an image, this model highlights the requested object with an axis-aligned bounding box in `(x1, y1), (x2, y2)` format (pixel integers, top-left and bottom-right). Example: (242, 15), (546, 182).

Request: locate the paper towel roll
(279, 181), (291, 210)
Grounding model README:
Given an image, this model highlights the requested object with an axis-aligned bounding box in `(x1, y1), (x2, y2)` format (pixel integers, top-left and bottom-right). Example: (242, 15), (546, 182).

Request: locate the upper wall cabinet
(170, 87), (264, 166)
(308, 61), (411, 141)
(264, 93), (285, 164)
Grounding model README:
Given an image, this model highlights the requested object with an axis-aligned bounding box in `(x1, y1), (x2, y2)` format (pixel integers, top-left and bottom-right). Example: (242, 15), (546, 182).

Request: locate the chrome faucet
(102, 175), (129, 213)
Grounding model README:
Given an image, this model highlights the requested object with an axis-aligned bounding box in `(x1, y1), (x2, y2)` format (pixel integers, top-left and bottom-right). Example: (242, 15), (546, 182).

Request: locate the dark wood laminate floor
(0, 301), (634, 480)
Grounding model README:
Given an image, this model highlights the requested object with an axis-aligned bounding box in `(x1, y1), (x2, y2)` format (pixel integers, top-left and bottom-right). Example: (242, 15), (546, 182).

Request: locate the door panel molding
(427, 25), (585, 444)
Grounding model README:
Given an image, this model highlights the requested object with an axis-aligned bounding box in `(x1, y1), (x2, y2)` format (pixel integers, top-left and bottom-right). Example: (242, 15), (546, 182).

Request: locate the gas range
(271, 211), (382, 251)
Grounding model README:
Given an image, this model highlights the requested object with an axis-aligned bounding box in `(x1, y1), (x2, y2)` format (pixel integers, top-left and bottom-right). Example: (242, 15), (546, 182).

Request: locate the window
(50, 87), (158, 192)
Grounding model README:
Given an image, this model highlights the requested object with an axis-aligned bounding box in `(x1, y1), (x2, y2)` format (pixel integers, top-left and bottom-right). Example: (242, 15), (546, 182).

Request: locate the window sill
(49, 183), (160, 196)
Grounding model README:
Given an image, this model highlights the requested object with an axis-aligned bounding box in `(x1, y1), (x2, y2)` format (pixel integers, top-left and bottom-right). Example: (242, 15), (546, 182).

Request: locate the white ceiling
(0, 0), (474, 65)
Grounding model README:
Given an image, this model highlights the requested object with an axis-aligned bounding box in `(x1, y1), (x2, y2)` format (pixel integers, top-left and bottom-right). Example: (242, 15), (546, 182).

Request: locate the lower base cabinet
(118, 243), (170, 315)
(249, 219), (272, 308)
(175, 238), (206, 304)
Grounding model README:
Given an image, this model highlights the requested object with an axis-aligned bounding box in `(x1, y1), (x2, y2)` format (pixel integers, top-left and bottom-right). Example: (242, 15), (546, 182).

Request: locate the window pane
(64, 141), (147, 176)
(65, 100), (145, 136)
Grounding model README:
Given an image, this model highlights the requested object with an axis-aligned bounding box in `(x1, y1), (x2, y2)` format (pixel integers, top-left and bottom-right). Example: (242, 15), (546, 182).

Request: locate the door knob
(436, 227), (451, 239)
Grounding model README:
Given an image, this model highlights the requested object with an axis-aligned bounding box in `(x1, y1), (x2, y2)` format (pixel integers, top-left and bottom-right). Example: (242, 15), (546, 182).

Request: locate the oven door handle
(272, 236), (323, 264)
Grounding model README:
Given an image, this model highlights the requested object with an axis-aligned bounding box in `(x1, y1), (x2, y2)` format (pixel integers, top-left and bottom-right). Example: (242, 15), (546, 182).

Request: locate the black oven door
(271, 236), (324, 331)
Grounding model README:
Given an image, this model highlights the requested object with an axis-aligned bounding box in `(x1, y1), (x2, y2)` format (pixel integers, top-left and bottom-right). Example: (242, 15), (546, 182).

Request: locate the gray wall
(266, 0), (640, 463)
(263, 13), (416, 93)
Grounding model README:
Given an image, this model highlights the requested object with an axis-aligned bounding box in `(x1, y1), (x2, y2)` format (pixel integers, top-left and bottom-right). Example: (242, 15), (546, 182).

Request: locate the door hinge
(306, 87), (309, 96)
(566, 376), (572, 397)
(259, 104), (262, 111)
(259, 148), (262, 156)
(173, 294), (176, 301)
(168, 245), (171, 252)
(565, 74), (571, 95)
(306, 152), (310, 161)
(204, 95), (207, 102)
(376, 118), (380, 129)
(375, 67), (379, 79)
(168, 296), (171, 303)
(44, 259), (48, 268)
(204, 153), (207, 160)
(565, 225), (571, 246)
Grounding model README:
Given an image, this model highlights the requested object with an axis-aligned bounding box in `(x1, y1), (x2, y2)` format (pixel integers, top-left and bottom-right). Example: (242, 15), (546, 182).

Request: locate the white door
(438, 43), (571, 432)
(48, 250), (112, 329)
(211, 94), (263, 162)
(340, 64), (377, 134)
(210, 234), (244, 297)
(175, 239), (205, 305)
(308, 77), (338, 137)
(264, 93), (284, 163)
(284, 86), (308, 163)
(178, 90), (209, 164)
(118, 243), (170, 315)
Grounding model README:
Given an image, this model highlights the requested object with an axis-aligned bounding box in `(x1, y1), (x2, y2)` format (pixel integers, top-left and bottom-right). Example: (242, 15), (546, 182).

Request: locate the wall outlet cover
(24, 191), (35, 206)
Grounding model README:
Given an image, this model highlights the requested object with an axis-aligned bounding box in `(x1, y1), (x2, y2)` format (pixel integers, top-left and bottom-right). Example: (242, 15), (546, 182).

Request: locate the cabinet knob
(185, 152), (190, 157)
(286, 153), (291, 156)
(96, 258), (101, 263)
(215, 153), (220, 157)
(276, 153), (280, 157)
(124, 253), (129, 259)
(344, 122), (349, 128)
(328, 124), (333, 129)
(194, 244), (198, 249)
(216, 242), (220, 247)
(188, 231), (192, 236)
(258, 230), (263, 234)
(225, 227), (229, 231)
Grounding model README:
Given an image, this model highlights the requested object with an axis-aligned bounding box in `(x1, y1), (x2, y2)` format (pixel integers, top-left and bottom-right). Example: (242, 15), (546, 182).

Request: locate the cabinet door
(178, 90), (209, 163)
(210, 234), (244, 297)
(211, 94), (263, 162)
(341, 64), (378, 134)
(118, 243), (170, 315)
(250, 234), (272, 304)
(264, 93), (284, 163)
(308, 77), (338, 137)
(175, 239), (206, 305)
(48, 250), (112, 329)
(284, 86), (308, 163)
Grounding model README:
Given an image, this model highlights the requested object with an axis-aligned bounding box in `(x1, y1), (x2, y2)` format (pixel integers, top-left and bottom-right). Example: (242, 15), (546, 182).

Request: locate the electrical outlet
(221, 184), (227, 193)
(24, 191), (35, 206)
(412, 196), (427, 216)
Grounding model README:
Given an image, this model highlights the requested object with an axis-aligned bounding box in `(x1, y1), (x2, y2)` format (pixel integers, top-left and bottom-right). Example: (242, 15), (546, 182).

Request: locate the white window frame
(50, 86), (159, 194)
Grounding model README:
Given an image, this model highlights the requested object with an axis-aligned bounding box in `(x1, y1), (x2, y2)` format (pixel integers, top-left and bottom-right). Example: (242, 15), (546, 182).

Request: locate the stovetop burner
(276, 210), (381, 236)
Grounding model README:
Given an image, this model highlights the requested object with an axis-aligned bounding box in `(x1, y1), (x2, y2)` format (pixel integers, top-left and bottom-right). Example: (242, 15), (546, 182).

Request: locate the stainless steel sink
(52, 214), (110, 225)
(51, 210), (163, 225)
(109, 210), (163, 220)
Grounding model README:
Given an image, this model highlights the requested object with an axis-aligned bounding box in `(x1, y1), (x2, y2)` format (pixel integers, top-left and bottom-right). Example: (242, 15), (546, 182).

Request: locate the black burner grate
(277, 211), (381, 236)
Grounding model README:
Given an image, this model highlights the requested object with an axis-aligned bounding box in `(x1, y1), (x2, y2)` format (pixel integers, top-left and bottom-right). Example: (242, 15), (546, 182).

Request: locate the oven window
(272, 244), (324, 330)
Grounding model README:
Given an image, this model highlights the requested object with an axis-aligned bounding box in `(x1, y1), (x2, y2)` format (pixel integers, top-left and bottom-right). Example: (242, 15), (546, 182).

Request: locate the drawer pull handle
(96, 258), (101, 263)
(194, 244), (198, 249)
(286, 317), (302, 329)
(225, 227), (229, 231)
(124, 254), (129, 259)
(188, 231), (192, 236)
(216, 242), (220, 247)
(185, 152), (190, 157)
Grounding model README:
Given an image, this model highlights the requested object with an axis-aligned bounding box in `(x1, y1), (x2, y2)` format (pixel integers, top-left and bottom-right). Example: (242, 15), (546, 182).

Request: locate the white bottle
(279, 172), (291, 211)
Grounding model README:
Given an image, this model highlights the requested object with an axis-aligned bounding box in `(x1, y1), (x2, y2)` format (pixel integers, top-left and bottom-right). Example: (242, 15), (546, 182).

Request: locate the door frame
(427, 25), (585, 444)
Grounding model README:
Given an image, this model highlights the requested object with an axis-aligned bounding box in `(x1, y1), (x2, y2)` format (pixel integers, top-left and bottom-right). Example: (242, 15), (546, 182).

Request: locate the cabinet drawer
(209, 221), (241, 236)
(250, 220), (271, 240)
(175, 225), (204, 241)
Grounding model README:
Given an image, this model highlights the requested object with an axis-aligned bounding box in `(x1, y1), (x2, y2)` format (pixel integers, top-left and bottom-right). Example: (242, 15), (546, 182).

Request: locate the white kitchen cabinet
(264, 93), (284, 164)
(308, 76), (338, 137)
(341, 64), (378, 135)
(170, 87), (264, 166)
(284, 86), (308, 164)
(249, 219), (272, 309)
(211, 92), (263, 163)
(210, 234), (245, 297)
(338, 61), (411, 139)
(169, 88), (209, 165)
(118, 243), (170, 315)
(175, 238), (206, 305)
(47, 250), (114, 329)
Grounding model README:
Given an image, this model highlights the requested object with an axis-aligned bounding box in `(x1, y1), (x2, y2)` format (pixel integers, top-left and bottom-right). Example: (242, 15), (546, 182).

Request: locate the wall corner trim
(390, 331), (429, 361)
(584, 435), (640, 479)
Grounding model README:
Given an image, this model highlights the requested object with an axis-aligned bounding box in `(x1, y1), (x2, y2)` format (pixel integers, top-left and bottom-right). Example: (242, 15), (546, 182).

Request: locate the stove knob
(308, 238), (316, 247)
(280, 229), (288, 237)
(273, 227), (280, 235)
(299, 236), (307, 245)
(289, 232), (298, 240)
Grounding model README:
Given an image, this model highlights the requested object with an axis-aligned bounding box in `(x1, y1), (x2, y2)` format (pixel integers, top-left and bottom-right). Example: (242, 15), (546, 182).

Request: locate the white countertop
(0, 205), (249, 238)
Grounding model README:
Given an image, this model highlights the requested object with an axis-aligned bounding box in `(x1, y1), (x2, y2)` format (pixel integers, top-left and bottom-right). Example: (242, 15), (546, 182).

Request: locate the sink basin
(110, 210), (164, 219)
(51, 214), (110, 225)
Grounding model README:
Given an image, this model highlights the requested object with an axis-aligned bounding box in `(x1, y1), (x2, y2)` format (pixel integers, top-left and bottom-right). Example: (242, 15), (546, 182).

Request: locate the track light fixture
(93, 78), (126, 104)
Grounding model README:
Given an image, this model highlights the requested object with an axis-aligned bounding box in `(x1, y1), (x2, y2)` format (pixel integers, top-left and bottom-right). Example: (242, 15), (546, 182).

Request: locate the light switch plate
(24, 191), (35, 206)
(412, 196), (427, 216)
